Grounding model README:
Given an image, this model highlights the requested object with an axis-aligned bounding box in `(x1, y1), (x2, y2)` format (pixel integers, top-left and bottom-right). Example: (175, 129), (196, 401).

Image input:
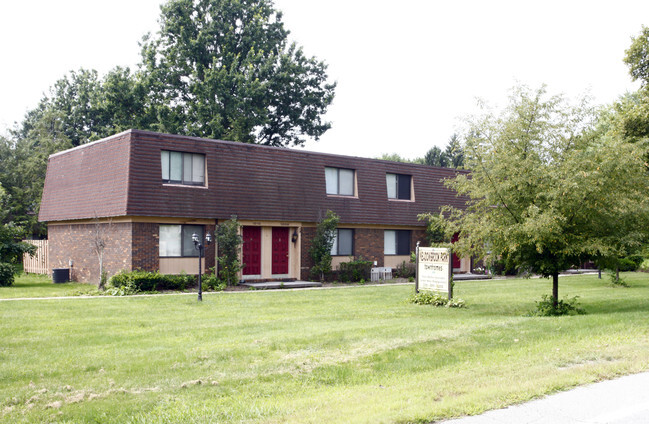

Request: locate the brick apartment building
(39, 130), (469, 283)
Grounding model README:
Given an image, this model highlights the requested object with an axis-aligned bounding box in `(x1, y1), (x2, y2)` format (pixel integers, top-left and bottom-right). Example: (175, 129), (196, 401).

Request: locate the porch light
(192, 231), (213, 301)
(291, 230), (298, 243)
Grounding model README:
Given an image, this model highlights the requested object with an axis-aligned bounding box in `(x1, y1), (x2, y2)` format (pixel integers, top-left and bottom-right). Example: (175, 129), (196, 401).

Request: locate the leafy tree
(445, 85), (649, 311)
(624, 25), (649, 86)
(139, 0), (336, 146)
(379, 135), (463, 168)
(216, 216), (243, 286)
(418, 211), (453, 244)
(603, 26), (649, 144)
(376, 153), (424, 164)
(0, 184), (36, 286)
(424, 146), (449, 167)
(309, 210), (339, 281)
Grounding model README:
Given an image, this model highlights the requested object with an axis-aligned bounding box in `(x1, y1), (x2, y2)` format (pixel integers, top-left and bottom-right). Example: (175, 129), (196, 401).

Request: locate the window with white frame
(386, 173), (411, 200)
(161, 150), (205, 185)
(330, 229), (354, 256)
(325, 167), (355, 196)
(384, 230), (411, 255)
(159, 224), (204, 257)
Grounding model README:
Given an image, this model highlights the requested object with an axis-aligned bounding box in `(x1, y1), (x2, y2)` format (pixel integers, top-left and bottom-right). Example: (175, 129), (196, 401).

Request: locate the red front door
(242, 226), (261, 275)
(272, 227), (289, 275)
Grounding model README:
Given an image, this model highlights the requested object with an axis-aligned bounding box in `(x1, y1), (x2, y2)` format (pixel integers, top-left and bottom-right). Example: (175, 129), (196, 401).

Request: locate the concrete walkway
(441, 372), (649, 424)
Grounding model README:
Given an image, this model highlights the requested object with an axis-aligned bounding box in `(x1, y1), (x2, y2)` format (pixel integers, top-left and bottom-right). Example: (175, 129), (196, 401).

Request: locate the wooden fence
(23, 239), (49, 275)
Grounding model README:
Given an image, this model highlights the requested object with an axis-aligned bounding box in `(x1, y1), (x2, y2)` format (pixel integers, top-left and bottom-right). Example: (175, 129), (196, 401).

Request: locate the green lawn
(1, 273), (648, 423)
(0, 273), (98, 299)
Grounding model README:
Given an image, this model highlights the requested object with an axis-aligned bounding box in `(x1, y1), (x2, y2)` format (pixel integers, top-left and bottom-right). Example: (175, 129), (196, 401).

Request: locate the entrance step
(240, 281), (323, 290)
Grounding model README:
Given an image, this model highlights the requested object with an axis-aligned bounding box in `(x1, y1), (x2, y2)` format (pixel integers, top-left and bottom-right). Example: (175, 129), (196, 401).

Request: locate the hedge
(109, 270), (196, 292)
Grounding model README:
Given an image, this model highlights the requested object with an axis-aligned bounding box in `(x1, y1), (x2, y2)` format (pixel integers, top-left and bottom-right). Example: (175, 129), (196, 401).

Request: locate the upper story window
(384, 230), (411, 255)
(325, 167), (355, 196)
(330, 229), (354, 256)
(159, 224), (204, 257)
(161, 150), (205, 186)
(386, 173), (412, 200)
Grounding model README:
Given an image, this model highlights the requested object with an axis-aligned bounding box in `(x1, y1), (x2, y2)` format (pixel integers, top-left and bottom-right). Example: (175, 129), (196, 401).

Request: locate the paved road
(441, 372), (649, 424)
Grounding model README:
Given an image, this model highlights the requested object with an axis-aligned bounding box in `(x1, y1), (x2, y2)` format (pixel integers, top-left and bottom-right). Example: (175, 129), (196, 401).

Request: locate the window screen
(325, 167), (355, 196)
(159, 224), (204, 257)
(161, 151), (205, 185)
(384, 230), (411, 255)
(386, 173), (411, 200)
(331, 229), (354, 256)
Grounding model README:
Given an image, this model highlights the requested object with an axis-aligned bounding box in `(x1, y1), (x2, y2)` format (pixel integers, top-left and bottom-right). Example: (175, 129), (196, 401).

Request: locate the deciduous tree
(446, 85), (649, 310)
(139, 0), (336, 146)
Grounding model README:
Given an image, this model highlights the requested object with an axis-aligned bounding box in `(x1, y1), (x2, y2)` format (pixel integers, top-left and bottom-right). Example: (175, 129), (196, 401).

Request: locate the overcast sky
(1, 1), (647, 159)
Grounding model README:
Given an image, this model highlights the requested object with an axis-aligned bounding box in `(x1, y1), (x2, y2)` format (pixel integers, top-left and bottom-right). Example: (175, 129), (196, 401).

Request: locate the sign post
(416, 246), (453, 299)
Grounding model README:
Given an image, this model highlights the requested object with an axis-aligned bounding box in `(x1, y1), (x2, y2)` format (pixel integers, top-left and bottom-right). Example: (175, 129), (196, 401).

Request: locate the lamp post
(192, 231), (212, 301)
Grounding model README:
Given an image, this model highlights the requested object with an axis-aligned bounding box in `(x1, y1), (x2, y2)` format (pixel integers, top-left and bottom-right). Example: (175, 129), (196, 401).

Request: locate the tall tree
(139, 0), (336, 146)
(446, 85), (649, 310)
(607, 26), (649, 144)
(624, 25), (649, 86)
(444, 133), (464, 168)
(424, 146), (449, 167)
(0, 184), (36, 286)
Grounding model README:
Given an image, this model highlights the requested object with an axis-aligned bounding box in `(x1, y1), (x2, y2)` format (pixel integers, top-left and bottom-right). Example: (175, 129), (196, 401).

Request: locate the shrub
(339, 258), (372, 282)
(409, 291), (466, 308)
(202, 268), (226, 291)
(489, 258), (519, 276)
(618, 256), (642, 272)
(0, 262), (15, 287)
(531, 295), (585, 316)
(105, 280), (139, 296)
(216, 216), (243, 286)
(395, 260), (415, 279)
(109, 270), (195, 292)
(309, 211), (340, 281)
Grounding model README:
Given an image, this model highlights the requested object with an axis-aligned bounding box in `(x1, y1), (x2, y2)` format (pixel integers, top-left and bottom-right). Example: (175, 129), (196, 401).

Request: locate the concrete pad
(441, 372), (649, 424)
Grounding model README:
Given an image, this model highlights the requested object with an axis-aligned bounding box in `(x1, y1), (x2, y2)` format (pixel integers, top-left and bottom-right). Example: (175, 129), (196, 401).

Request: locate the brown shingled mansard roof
(39, 129), (468, 226)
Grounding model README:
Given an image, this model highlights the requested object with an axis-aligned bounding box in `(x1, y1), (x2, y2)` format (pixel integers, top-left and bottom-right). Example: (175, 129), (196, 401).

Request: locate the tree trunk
(552, 271), (559, 310)
(98, 253), (105, 290)
(616, 266), (620, 284)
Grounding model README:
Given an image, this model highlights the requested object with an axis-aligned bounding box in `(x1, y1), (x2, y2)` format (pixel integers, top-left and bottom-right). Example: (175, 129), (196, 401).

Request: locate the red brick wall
(130, 222), (216, 273)
(300, 226), (316, 280)
(412, 229), (427, 250)
(355, 228), (385, 266)
(204, 224), (216, 272)
(48, 222), (132, 284)
(49, 221), (218, 283)
(132, 223), (159, 272)
(299, 226), (426, 280)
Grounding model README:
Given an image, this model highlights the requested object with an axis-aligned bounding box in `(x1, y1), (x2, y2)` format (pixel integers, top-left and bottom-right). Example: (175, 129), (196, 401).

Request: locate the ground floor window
(331, 229), (354, 256)
(384, 230), (410, 255)
(159, 224), (204, 257)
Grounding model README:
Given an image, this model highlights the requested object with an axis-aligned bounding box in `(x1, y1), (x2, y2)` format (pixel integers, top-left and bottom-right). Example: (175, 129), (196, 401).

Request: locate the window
(330, 229), (354, 256)
(159, 224), (204, 257)
(161, 151), (205, 185)
(386, 173), (411, 200)
(384, 230), (411, 255)
(325, 167), (355, 196)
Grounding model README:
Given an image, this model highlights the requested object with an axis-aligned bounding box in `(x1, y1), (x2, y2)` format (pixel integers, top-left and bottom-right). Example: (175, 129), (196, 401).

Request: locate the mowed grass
(0, 273), (97, 299)
(1, 274), (649, 423)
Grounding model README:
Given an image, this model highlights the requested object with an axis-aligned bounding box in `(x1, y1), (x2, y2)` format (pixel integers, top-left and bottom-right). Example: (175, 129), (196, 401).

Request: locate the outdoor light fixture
(193, 231), (212, 301)
(291, 230), (298, 243)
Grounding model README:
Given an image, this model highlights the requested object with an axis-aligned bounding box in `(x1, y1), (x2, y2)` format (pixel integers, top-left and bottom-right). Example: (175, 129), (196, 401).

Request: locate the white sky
(1, 0), (647, 159)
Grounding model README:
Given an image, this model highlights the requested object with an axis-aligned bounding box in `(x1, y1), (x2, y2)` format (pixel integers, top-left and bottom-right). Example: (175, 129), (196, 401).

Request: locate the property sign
(416, 246), (452, 299)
